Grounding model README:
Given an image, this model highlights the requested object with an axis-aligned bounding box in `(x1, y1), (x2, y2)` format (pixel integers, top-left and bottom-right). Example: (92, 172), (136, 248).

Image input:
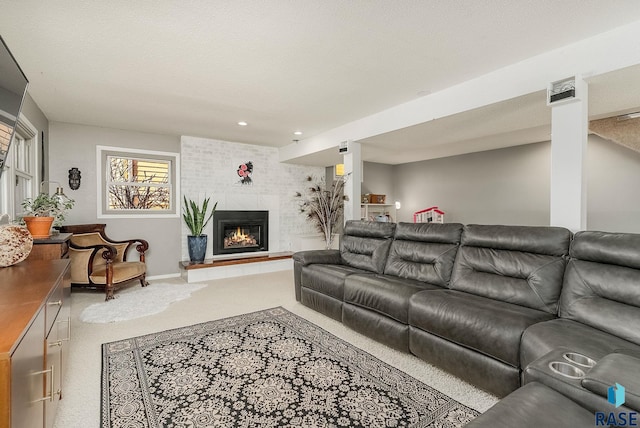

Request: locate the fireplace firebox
(212, 210), (268, 255)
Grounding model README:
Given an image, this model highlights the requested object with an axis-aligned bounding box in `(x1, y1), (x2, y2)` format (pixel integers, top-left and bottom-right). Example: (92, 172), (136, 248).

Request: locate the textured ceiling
(1, 1), (640, 165)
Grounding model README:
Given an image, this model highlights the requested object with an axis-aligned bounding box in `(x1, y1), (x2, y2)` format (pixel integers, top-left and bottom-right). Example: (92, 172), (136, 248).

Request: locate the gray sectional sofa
(293, 220), (640, 425)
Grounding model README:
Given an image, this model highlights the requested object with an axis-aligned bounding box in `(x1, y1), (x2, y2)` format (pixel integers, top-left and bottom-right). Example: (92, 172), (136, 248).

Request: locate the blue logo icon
(596, 384), (636, 426)
(609, 383), (626, 408)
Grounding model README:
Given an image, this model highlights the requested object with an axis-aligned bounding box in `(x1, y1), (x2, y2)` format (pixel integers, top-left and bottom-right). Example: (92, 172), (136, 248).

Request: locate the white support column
(549, 78), (588, 231)
(342, 141), (361, 223)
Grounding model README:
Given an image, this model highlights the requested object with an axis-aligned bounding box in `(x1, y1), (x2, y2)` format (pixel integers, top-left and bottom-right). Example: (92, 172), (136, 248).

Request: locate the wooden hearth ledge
(180, 251), (293, 270)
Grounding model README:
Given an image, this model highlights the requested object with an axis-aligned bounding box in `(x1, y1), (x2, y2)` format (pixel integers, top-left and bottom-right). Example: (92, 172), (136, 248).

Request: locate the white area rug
(80, 282), (207, 323)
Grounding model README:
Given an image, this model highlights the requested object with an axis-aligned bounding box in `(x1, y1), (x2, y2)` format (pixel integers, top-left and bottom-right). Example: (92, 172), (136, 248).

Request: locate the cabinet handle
(48, 340), (63, 347)
(33, 365), (59, 402)
(48, 300), (62, 306)
(58, 316), (71, 341)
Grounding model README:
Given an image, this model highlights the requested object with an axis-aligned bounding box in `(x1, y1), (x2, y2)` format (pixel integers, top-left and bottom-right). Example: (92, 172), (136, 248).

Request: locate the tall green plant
(182, 196), (217, 236)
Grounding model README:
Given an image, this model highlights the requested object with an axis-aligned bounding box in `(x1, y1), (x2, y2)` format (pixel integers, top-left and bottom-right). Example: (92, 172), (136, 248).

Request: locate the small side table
(27, 232), (72, 261)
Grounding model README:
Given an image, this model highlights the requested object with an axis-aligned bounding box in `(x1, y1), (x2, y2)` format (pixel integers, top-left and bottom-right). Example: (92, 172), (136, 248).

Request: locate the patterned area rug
(101, 307), (479, 427)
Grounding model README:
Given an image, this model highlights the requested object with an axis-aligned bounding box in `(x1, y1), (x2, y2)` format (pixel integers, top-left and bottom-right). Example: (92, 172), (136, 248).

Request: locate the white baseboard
(147, 273), (182, 281)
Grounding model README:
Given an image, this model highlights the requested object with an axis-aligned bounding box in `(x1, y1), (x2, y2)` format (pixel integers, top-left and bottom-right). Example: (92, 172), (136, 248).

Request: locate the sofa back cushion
(450, 224), (571, 314)
(383, 222), (463, 287)
(340, 220), (396, 274)
(559, 231), (640, 345)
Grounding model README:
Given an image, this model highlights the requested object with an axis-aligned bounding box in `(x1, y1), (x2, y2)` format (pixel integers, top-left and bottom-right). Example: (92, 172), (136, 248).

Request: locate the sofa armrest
(293, 250), (342, 266)
(612, 348), (640, 360)
(292, 250), (341, 302)
(581, 352), (640, 411)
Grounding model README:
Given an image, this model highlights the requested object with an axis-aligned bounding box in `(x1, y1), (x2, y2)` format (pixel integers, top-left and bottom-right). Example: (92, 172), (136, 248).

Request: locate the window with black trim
(97, 146), (179, 218)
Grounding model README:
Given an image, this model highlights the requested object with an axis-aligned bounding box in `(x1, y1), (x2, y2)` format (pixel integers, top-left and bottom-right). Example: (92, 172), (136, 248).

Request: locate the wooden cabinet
(6, 310), (45, 428)
(0, 259), (71, 428)
(26, 233), (72, 261)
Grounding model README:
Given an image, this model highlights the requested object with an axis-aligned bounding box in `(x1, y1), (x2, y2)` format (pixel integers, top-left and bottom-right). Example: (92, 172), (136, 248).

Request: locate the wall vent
(547, 76), (578, 106)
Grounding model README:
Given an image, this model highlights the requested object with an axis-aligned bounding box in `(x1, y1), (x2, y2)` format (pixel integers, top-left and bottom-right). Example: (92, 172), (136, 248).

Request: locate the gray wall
(362, 162), (395, 204)
(21, 93), (49, 180)
(588, 135), (640, 233)
(387, 136), (640, 232)
(48, 122), (181, 277)
(46, 121), (640, 278)
(391, 142), (551, 225)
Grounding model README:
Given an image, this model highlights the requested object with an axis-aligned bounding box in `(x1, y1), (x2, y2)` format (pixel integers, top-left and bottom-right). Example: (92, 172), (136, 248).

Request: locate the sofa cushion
(464, 382), (595, 428)
(520, 318), (640, 369)
(343, 304), (410, 352)
(300, 288), (343, 322)
(559, 230), (640, 346)
(410, 289), (555, 367)
(383, 222), (462, 287)
(300, 264), (368, 300)
(450, 224), (571, 314)
(340, 220), (396, 274)
(344, 274), (441, 323)
(90, 261), (145, 284)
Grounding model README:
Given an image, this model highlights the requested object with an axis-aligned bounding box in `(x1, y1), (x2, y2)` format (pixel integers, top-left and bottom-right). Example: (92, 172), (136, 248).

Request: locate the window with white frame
(0, 118), (37, 220)
(97, 146), (179, 218)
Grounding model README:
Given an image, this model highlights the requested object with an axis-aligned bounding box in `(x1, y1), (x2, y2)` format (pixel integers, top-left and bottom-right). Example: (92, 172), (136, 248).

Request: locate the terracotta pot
(23, 216), (54, 239)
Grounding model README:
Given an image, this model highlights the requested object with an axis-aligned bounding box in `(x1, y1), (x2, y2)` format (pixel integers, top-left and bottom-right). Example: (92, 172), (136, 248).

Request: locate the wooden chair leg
(105, 284), (115, 301)
(105, 259), (114, 301)
(140, 274), (149, 287)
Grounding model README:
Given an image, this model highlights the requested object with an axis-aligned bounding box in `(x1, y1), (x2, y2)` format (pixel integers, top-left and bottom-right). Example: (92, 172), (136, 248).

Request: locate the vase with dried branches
(295, 176), (348, 250)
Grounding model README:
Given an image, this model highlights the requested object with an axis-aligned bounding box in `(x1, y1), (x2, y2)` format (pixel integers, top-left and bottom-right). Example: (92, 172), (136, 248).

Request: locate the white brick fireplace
(180, 136), (325, 265)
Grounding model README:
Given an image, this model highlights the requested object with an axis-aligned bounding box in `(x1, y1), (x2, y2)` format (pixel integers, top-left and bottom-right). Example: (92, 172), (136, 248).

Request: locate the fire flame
(224, 227), (257, 248)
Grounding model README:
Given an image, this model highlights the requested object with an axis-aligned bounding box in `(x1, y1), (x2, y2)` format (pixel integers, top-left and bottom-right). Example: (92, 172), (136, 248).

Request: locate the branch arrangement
(295, 176), (347, 249)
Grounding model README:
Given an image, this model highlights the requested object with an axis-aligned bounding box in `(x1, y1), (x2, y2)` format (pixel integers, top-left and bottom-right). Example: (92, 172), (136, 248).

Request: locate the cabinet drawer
(45, 282), (63, 336)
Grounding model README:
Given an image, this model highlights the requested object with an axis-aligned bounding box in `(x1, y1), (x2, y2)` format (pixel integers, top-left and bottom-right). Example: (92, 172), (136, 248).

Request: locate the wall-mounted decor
(68, 167), (81, 190)
(236, 161), (253, 185)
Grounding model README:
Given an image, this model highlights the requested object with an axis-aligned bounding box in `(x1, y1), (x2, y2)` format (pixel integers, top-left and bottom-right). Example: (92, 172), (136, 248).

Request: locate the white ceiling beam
(280, 19), (640, 164)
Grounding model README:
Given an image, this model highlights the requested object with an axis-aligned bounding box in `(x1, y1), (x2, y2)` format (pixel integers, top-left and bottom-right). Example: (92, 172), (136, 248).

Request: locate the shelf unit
(360, 204), (396, 222)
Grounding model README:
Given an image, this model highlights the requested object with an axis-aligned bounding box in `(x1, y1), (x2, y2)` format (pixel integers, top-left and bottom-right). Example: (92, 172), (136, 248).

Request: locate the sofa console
(294, 220), (640, 424)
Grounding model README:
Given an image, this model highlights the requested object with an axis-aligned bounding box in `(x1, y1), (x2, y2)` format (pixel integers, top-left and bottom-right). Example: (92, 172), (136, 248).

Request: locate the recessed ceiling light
(238, 121), (248, 126)
(293, 131), (303, 136)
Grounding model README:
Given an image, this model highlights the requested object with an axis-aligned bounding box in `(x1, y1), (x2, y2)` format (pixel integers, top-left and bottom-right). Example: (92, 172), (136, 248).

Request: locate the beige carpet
(54, 270), (498, 428)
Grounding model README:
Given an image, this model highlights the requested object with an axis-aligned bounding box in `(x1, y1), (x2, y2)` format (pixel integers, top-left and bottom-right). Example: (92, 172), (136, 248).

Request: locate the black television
(0, 35), (29, 180)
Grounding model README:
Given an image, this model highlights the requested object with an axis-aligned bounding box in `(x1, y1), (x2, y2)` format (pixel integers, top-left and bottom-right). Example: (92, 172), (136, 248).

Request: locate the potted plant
(295, 176), (347, 250)
(21, 192), (75, 238)
(183, 195), (217, 263)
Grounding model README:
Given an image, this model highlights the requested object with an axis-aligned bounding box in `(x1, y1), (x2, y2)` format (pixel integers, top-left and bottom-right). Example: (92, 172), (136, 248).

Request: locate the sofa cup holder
(548, 361), (586, 379)
(562, 352), (596, 368)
